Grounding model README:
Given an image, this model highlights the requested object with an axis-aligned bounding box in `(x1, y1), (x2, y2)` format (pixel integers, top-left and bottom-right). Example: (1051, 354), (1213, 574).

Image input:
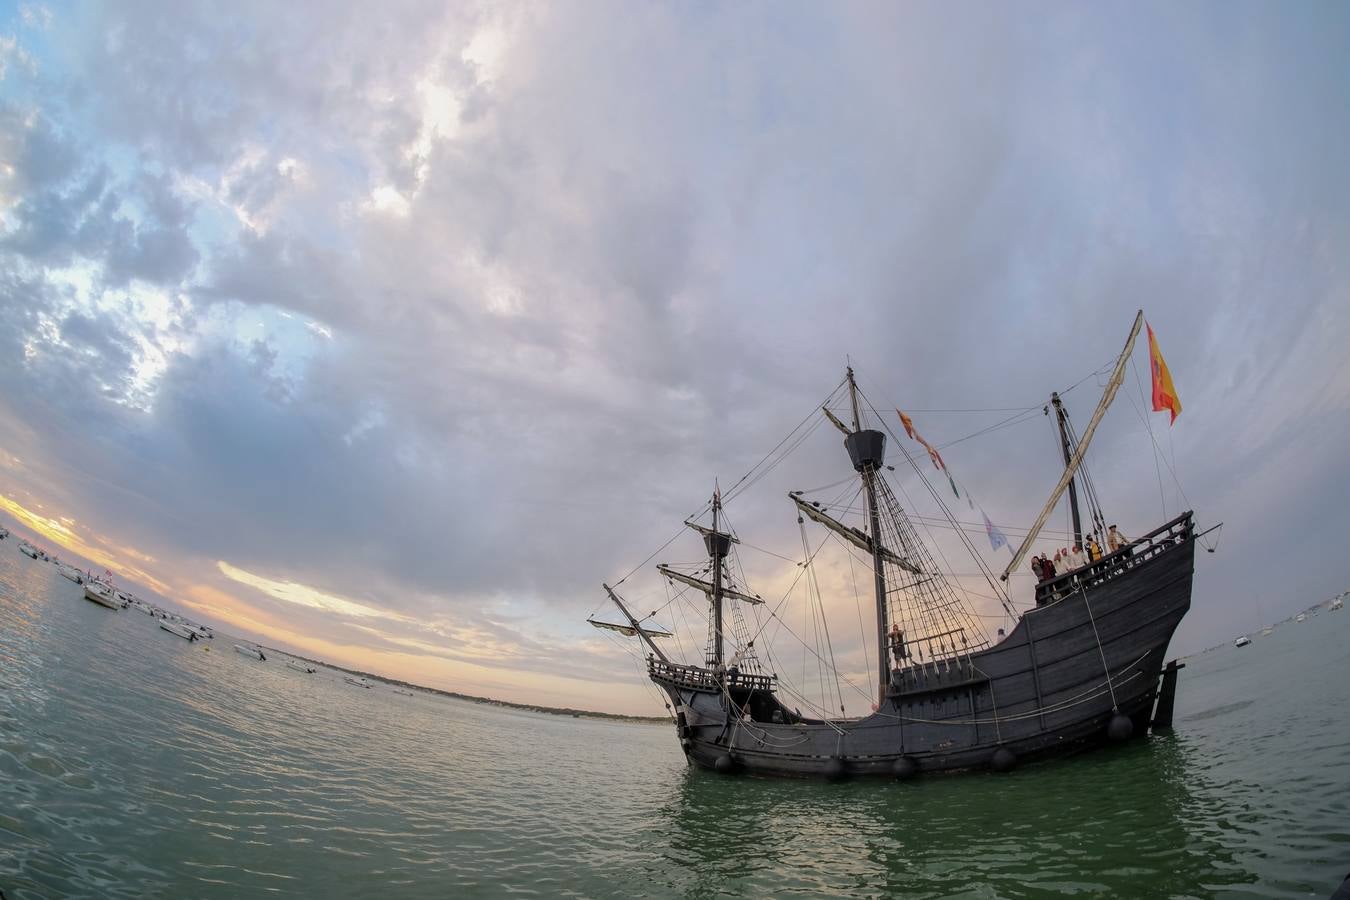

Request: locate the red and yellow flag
(1146, 321), (1181, 424)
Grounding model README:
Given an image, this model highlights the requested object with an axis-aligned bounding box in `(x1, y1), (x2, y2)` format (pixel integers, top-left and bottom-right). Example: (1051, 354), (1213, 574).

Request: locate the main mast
(1050, 392), (1084, 548)
(845, 368), (890, 704)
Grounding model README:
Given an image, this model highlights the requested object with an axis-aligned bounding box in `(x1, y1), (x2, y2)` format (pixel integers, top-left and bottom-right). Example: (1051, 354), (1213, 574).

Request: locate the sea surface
(1, 541), (1347, 899)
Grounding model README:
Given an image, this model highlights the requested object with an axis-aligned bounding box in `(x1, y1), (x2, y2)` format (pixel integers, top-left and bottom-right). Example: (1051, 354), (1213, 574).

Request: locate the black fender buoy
(823, 757), (846, 780)
(713, 753), (736, 774)
(990, 746), (1017, 772)
(1107, 712), (1134, 741)
(892, 756), (918, 780)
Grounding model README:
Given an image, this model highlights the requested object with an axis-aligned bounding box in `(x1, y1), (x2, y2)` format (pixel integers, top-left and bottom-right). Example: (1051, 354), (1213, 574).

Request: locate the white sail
(587, 617), (673, 639)
(655, 565), (763, 604)
(791, 495), (922, 575)
(1001, 310), (1144, 580)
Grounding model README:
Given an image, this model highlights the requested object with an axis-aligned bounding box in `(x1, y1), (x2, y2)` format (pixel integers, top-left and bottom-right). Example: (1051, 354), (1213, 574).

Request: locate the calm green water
(1, 542), (1348, 899)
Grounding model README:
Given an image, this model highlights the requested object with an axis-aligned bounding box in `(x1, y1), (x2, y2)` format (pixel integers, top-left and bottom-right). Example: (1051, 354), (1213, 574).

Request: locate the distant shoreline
(260, 646), (669, 724)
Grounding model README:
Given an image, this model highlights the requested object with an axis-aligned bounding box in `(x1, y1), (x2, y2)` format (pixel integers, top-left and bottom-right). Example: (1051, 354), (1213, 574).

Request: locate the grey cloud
(1, 113), (199, 287)
(59, 309), (139, 373)
(2, 2), (1349, 712)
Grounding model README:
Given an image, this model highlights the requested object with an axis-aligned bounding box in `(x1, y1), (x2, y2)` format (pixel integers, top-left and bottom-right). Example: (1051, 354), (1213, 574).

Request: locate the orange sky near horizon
(1, 491), (657, 714)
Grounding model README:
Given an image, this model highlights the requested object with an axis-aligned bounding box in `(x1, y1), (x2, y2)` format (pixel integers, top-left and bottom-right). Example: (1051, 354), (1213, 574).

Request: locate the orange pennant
(1147, 321), (1181, 425)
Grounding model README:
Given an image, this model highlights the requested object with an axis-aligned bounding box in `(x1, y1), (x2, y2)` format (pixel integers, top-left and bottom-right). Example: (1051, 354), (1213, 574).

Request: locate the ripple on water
(1, 551), (1349, 897)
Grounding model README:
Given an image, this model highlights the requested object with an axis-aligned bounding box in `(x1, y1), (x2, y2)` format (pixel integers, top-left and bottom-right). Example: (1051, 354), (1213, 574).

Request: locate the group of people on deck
(1031, 524), (1130, 584)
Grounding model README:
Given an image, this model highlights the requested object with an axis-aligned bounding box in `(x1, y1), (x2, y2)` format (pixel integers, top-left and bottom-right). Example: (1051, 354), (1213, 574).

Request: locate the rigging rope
(1131, 352), (1169, 522)
(1076, 578), (1118, 710)
(598, 356), (1165, 720)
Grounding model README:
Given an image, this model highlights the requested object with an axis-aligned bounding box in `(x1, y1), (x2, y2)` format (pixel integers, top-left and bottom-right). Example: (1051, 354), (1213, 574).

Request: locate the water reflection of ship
(650, 734), (1254, 897)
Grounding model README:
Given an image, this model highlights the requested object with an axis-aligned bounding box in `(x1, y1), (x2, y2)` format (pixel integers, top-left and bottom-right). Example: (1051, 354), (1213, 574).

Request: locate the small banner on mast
(896, 408), (950, 481)
(1146, 321), (1181, 424)
(982, 508), (1009, 552)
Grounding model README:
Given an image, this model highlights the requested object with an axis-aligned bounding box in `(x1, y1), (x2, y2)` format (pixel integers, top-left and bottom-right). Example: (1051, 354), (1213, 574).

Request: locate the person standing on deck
(1087, 535), (1103, 561)
(888, 623), (907, 667)
(727, 644), (748, 679)
(1031, 555), (1045, 583)
(1107, 524), (1130, 553)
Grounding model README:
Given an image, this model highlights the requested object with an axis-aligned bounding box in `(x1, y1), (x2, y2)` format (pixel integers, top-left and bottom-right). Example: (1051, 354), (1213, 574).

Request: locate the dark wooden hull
(651, 514), (1195, 778)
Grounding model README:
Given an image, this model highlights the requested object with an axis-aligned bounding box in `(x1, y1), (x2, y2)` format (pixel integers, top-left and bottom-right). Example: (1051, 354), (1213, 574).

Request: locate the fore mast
(843, 368), (891, 705)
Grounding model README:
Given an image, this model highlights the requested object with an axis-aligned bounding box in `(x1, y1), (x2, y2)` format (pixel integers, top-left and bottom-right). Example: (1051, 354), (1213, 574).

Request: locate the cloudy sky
(1, 2), (1346, 715)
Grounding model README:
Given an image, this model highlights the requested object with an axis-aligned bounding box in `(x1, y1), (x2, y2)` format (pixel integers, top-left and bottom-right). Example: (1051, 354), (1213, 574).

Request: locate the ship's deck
(1035, 512), (1192, 607)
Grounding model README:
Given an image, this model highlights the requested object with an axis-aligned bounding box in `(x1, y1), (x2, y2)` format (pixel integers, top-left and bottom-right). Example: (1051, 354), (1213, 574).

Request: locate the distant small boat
(18, 543), (39, 559)
(1234, 635), (1251, 648)
(1296, 613), (1307, 623)
(188, 623), (214, 639)
(1260, 626), (1273, 636)
(0, 526), (9, 539)
(392, 688), (414, 696)
(160, 621), (199, 642)
(83, 582), (122, 610)
(57, 564), (84, 584)
(234, 644), (267, 661)
(286, 660), (316, 674)
(344, 675), (372, 689)
(1332, 597), (1344, 611)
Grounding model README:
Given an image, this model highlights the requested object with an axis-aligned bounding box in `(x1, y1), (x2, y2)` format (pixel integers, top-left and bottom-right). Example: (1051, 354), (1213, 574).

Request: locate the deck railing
(647, 658), (776, 693)
(1034, 511), (1193, 606)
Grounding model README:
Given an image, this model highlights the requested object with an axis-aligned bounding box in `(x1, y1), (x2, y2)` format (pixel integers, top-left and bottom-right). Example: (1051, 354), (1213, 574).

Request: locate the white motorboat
(392, 688), (414, 697)
(286, 660), (317, 674)
(160, 621), (199, 641)
(189, 623), (214, 639)
(234, 644), (267, 661)
(57, 564), (84, 584)
(1332, 596), (1344, 611)
(1234, 635), (1251, 648)
(83, 582), (122, 610)
(19, 542), (39, 559)
(1296, 613), (1307, 623)
(344, 675), (372, 689)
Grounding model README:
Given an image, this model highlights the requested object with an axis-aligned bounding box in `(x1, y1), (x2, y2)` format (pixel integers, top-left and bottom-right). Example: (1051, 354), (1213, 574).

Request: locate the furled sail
(587, 617), (673, 639)
(1001, 310), (1144, 580)
(655, 565), (764, 604)
(682, 521), (739, 545)
(790, 495), (922, 575)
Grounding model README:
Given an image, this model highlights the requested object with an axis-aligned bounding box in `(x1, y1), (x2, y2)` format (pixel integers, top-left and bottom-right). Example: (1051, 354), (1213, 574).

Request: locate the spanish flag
(1146, 321), (1181, 424)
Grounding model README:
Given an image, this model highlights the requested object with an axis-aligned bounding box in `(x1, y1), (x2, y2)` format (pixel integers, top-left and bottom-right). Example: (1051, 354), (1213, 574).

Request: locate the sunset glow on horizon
(2, 2), (1348, 717)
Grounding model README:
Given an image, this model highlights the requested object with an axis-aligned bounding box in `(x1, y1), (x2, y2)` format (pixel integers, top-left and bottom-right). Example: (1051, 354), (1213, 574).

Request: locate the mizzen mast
(1050, 392), (1085, 549)
(1002, 310), (1145, 580)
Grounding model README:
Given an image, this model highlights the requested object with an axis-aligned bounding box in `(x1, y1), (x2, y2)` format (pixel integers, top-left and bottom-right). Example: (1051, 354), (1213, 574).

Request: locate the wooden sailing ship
(596, 312), (1205, 778)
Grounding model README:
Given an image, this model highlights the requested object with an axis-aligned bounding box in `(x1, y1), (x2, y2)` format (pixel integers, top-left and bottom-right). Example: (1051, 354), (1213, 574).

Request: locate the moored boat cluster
(9, 533), (216, 638)
(7, 531), (430, 698)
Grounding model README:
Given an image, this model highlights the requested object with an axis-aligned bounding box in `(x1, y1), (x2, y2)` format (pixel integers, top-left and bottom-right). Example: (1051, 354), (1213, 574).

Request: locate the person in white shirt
(727, 643), (752, 678)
